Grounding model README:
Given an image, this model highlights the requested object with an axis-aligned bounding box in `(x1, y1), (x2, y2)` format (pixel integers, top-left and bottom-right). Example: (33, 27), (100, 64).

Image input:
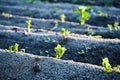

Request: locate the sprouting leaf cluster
(7, 43), (19, 53)
(107, 22), (120, 31)
(74, 6), (91, 25)
(97, 11), (108, 17)
(102, 58), (112, 73)
(2, 12), (13, 19)
(113, 65), (120, 73)
(87, 27), (95, 36)
(26, 20), (31, 32)
(60, 14), (66, 23)
(60, 28), (70, 35)
(54, 44), (66, 59)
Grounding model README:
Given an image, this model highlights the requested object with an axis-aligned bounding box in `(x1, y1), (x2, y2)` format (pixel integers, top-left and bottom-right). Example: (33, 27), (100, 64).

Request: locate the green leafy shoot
(54, 44), (66, 59)
(107, 24), (112, 31)
(26, 20), (31, 32)
(87, 27), (95, 36)
(114, 22), (120, 30)
(13, 43), (19, 52)
(97, 11), (108, 17)
(7, 43), (19, 53)
(113, 65), (120, 73)
(74, 6), (91, 25)
(60, 28), (70, 35)
(102, 58), (112, 73)
(2, 12), (12, 19)
(78, 50), (85, 55)
(8, 46), (13, 52)
(60, 14), (66, 23)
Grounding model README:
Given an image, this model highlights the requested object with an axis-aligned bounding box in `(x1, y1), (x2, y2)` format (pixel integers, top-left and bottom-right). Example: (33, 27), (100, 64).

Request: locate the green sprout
(54, 44), (66, 59)
(78, 50), (85, 55)
(60, 14), (66, 23)
(87, 27), (95, 36)
(7, 43), (19, 53)
(107, 24), (112, 31)
(2, 12), (12, 19)
(74, 6), (91, 25)
(13, 43), (19, 52)
(102, 58), (112, 73)
(60, 28), (70, 35)
(97, 11), (108, 17)
(113, 65), (120, 73)
(8, 46), (13, 52)
(26, 20), (31, 32)
(114, 22), (120, 30)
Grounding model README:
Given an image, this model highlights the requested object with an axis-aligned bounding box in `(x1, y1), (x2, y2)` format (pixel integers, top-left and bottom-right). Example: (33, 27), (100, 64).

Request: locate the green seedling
(8, 46), (13, 52)
(7, 43), (19, 53)
(114, 22), (120, 30)
(54, 44), (66, 59)
(97, 11), (108, 17)
(107, 24), (112, 31)
(113, 65), (120, 73)
(2, 12), (12, 19)
(13, 43), (19, 52)
(26, 20), (31, 32)
(102, 58), (112, 73)
(78, 50), (85, 55)
(74, 6), (91, 25)
(87, 27), (95, 36)
(60, 28), (70, 35)
(60, 14), (66, 23)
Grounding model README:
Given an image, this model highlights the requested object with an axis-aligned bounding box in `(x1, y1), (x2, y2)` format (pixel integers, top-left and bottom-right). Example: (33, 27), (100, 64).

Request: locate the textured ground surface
(0, 0), (120, 80)
(0, 49), (120, 80)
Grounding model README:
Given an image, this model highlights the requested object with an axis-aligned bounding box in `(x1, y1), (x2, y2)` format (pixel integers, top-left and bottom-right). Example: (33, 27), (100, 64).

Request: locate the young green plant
(114, 22), (120, 30)
(7, 43), (19, 53)
(13, 43), (19, 52)
(60, 14), (66, 23)
(26, 20), (31, 32)
(74, 6), (91, 25)
(102, 57), (112, 73)
(87, 27), (95, 36)
(54, 44), (66, 59)
(2, 12), (12, 19)
(60, 28), (70, 35)
(113, 65), (120, 73)
(107, 24), (112, 31)
(97, 11), (108, 17)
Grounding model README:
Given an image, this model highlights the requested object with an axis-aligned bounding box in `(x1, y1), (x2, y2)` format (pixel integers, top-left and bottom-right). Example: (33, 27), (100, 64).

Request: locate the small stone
(33, 64), (41, 72)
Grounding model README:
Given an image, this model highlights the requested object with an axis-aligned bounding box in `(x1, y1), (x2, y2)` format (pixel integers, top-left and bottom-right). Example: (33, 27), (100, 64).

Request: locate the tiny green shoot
(102, 57), (112, 73)
(87, 27), (95, 36)
(107, 24), (112, 31)
(13, 43), (19, 52)
(8, 46), (13, 52)
(54, 44), (66, 59)
(60, 14), (66, 23)
(60, 28), (70, 35)
(114, 22), (120, 30)
(2, 12), (12, 19)
(113, 65), (120, 73)
(78, 50), (85, 55)
(97, 11), (108, 17)
(26, 20), (31, 32)
(74, 6), (91, 25)
(7, 43), (19, 53)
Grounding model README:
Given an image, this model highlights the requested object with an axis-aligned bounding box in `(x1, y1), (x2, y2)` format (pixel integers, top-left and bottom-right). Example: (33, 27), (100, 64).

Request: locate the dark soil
(0, 0), (120, 79)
